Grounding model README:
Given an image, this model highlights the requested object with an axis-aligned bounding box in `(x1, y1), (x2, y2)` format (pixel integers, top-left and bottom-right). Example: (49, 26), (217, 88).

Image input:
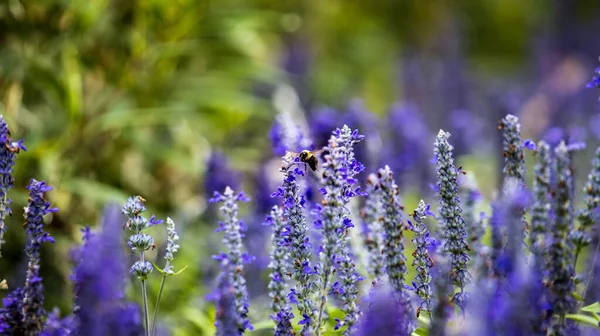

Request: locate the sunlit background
(1, 1), (600, 334)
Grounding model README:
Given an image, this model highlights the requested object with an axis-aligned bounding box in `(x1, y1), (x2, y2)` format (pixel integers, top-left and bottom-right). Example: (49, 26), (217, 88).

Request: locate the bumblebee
(288, 149), (323, 172)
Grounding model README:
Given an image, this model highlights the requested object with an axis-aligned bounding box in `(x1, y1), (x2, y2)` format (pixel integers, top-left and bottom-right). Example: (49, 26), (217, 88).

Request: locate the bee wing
(311, 148), (327, 157)
(286, 150), (300, 156)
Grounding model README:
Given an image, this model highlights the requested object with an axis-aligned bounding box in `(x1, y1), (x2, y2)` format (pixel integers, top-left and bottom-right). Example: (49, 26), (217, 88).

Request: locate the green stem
(151, 261), (169, 336)
(140, 253), (150, 336)
(314, 270), (331, 336)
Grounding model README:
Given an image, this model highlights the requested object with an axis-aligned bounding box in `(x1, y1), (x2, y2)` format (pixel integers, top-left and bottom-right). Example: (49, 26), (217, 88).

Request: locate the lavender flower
(74, 204), (144, 336)
(265, 205), (289, 316)
(428, 260), (453, 336)
(269, 111), (313, 156)
(41, 308), (74, 336)
(204, 151), (242, 197)
(214, 274), (239, 336)
(547, 142), (577, 335)
(210, 187), (253, 333)
(586, 63), (600, 89)
(273, 307), (294, 336)
(531, 141), (552, 265)
(376, 165), (414, 327)
(409, 200), (435, 316)
(22, 179), (58, 334)
(499, 114), (526, 185)
(314, 125), (365, 334)
(434, 130), (470, 308)
(361, 174), (385, 284)
(272, 153), (316, 334)
(0, 116), (25, 257)
(122, 196), (162, 334)
(0, 288), (25, 334)
(355, 285), (412, 336)
(573, 145), (600, 265)
(459, 174), (484, 255)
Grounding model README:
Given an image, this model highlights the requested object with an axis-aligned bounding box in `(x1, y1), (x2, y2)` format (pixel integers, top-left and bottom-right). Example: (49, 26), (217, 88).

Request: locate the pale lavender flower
(361, 174), (385, 284)
(573, 145), (600, 265)
(214, 273), (238, 336)
(376, 165), (414, 330)
(265, 206), (289, 317)
(434, 130), (470, 308)
(409, 200), (435, 315)
(547, 142), (577, 335)
(210, 187), (253, 333)
(531, 141), (552, 268)
(499, 114), (526, 185)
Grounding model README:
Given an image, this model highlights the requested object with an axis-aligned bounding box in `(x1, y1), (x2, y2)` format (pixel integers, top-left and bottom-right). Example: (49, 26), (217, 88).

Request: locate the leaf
(582, 302), (600, 314)
(573, 291), (584, 302)
(173, 265), (189, 276)
(151, 261), (166, 275)
(565, 314), (600, 328)
(413, 327), (429, 336)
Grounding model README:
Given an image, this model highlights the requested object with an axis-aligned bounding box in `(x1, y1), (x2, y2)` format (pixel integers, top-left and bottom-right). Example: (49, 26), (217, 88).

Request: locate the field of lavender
(3, 1), (600, 336)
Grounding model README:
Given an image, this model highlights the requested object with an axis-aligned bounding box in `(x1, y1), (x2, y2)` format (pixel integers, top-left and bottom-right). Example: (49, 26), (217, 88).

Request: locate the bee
(287, 149), (324, 173)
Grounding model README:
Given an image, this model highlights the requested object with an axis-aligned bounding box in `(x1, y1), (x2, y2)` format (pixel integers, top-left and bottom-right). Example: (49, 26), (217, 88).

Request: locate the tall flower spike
(530, 141), (552, 265)
(314, 125), (365, 334)
(428, 259), (453, 336)
(499, 114), (529, 252)
(75, 204), (144, 336)
(273, 307), (295, 336)
(0, 116), (25, 257)
(265, 205), (289, 317)
(0, 288), (25, 334)
(434, 130), (470, 308)
(361, 174), (385, 285)
(459, 173), (484, 256)
(376, 165), (414, 329)
(572, 145), (600, 265)
(210, 187), (253, 333)
(214, 273), (239, 336)
(409, 200), (435, 317)
(22, 179), (58, 334)
(547, 142), (577, 335)
(499, 114), (526, 185)
(272, 153), (316, 334)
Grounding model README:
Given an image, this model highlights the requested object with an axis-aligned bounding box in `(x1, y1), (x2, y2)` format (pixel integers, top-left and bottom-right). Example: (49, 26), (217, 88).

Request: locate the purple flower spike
(22, 179), (58, 334)
(0, 116), (24, 257)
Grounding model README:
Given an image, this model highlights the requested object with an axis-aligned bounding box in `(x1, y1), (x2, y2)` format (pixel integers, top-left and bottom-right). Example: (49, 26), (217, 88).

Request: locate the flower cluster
(271, 153), (316, 334)
(376, 165), (414, 330)
(587, 64), (600, 89)
(210, 187), (254, 333)
(547, 142), (577, 334)
(122, 196), (162, 280)
(74, 204), (143, 335)
(530, 141), (552, 262)
(314, 125), (365, 333)
(409, 200), (435, 316)
(265, 205), (289, 317)
(499, 114), (526, 185)
(433, 130), (470, 308)
(361, 174), (385, 284)
(22, 179), (58, 334)
(0, 116), (25, 256)
(572, 145), (600, 263)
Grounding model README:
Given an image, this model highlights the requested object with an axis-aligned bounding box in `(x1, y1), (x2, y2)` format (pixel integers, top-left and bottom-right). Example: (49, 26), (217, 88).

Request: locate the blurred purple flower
(361, 174), (385, 284)
(203, 151), (242, 198)
(213, 274), (239, 336)
(74, 204), (144, 336)
(586, 66), (600, 89)
(355, 285), (413, 336)
(41, 308), (74, 336)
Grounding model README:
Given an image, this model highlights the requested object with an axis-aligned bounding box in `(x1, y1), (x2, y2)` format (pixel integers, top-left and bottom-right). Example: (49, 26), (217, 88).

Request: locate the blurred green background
(1, 0), (600, 334)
